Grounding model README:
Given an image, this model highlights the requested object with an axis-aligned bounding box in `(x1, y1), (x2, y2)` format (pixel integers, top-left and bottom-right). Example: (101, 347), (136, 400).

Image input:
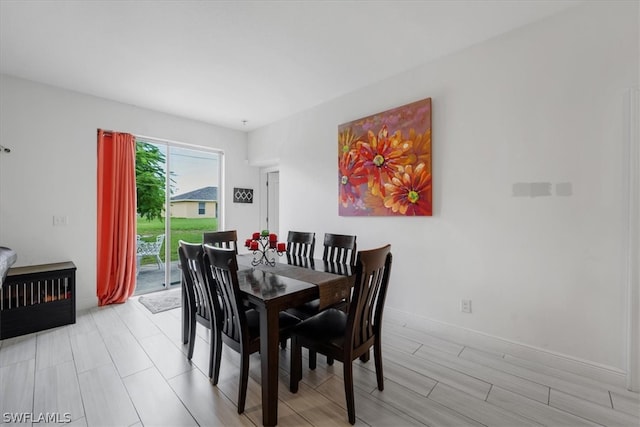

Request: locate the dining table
(234, 254), (355, 426)
(180, 253), (355, 425)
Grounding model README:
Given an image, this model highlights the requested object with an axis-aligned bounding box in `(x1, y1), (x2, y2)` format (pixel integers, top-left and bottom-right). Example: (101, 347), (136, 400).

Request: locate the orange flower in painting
(401, 128), (431, 174)
(383, 163), (432, 216)
(357, 125), (412, 197)
(338, 127), (360, 154)
(339, 149), (368, 208)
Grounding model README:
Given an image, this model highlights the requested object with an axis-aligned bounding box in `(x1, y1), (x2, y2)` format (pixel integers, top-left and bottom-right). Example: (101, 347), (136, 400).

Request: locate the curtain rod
(97, 130), (223, 155)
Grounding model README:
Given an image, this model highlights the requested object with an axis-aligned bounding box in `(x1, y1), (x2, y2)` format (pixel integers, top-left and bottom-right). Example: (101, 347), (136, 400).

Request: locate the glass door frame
(136, 134), (225, 292)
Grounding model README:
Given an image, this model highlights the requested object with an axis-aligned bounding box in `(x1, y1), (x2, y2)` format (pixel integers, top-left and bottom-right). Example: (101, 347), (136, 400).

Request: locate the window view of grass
(137, 217), (218, 264)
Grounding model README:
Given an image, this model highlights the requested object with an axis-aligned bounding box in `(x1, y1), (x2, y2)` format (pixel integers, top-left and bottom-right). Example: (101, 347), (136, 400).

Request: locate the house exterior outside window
(168, 186), (218, 218)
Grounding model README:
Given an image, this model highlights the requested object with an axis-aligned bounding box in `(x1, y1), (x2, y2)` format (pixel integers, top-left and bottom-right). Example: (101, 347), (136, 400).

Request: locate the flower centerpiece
(244, 230), (286, 267)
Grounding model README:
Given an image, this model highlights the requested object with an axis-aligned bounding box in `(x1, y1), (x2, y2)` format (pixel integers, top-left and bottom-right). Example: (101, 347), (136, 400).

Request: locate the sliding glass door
(135, 138), (221, 295)
(167, 145), (220, 287)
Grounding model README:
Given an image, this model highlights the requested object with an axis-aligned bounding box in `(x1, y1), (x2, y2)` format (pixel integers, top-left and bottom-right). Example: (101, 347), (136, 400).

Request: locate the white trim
(219, 151), (226, 231)
(385, 307), (628, 388)
(259, 167), (280, 233)
(260, 165), (280, 174)
(135, 133), (224, 155)
(623, 87), (640, 392)
(164, 141), (173, 288)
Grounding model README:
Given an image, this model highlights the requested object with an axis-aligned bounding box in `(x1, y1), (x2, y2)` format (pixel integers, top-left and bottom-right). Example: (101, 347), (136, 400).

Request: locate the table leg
(259, 305), (280, 426)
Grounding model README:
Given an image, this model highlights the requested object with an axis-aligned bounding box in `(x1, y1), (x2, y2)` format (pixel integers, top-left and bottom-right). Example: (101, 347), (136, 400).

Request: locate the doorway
(135, 138), (222, 295)
(267, 171), (279, 235)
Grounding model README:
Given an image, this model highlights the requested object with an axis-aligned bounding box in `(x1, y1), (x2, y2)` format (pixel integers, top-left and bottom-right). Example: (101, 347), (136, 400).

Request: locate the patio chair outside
(137, 234), (165, 274)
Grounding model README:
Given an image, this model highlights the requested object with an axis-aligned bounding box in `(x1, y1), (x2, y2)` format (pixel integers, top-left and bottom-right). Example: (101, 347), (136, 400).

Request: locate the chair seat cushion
(278, 311), (302, 331)
(245, 309), (301, 340)
(292, 308), (347, 348)
(286, 299), (320, 320)
(287, 298), (348, 320)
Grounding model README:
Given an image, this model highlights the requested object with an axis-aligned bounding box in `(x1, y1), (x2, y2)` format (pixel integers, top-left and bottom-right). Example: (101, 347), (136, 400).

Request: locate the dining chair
(202, 244), (301, 414)
(286, 233), (357, 366)
(289, 244), (392, 425)
(287, 233), (356, 320)
(285, 253), (315, 269)
(322, 233), (357, 265)
(178, 240), (217, 379)
(203, 229), (238, 253)
(286, 231), (315, 258)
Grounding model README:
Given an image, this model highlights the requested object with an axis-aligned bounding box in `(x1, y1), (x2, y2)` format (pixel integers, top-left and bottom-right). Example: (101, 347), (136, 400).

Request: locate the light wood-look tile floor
(1, 296), (639, 426)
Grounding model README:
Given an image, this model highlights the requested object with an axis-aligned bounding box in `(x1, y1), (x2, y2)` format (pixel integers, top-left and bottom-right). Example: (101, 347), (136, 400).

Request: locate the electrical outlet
(53, 215), (68, 226)
(460, 299), (472, 313)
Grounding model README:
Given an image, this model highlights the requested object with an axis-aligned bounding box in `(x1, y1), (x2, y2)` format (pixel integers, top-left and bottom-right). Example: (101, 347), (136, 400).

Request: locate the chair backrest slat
(203, 230), (238, 253)
(178, 241), (213, 323)
(286, 231), (315, 258)
(346, 245), (392, 351)
(202, 245), (248, 346)
(322, 233), (357, 265)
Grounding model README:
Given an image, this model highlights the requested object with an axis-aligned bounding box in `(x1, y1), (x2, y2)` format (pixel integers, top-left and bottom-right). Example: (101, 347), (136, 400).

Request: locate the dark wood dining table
(181, 253), (355, 425)
(234, 254), (355, 426)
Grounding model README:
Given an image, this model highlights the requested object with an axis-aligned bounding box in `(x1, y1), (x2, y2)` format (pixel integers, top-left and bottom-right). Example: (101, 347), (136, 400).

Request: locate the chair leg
(186, 312), (196, 360)
(156, 255), (163, 270)
(374, 341), (384, 390)
(237, 350), (250, 414)
(290, 336), (302, 393)
(343, 360), (356, 424)
(326, 356), (334, 365)
(359, 349), (370, 363)
(209, 327), (223, 385)
(182, 303), (190, 345)
(280, 338), (287, 349)
(309, 349), (317, 370)
(208, 328), (215, 379)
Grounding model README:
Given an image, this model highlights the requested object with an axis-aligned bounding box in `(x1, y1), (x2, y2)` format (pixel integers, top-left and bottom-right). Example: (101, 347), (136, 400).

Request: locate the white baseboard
(385, 306), (627, 389)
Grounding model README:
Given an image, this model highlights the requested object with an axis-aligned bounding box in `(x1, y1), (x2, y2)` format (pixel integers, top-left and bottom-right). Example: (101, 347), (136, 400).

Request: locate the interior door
(267, 171), (279, 236)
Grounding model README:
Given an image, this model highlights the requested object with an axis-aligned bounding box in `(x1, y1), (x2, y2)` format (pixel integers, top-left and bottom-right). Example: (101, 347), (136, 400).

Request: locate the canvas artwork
(338, 97), (432, 216)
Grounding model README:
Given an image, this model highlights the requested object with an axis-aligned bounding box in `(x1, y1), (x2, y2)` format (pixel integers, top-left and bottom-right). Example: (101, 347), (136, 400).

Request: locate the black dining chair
(287, 233), (356, 320)
(203, 230), (238, 253)
(287, 233), (357, 367)
(178, 240), (217, 379)
(202, 244), (300, 414)
(322, 233), (357, 265)
(286, 231), (315, 258)
(289, 244), (392, 425)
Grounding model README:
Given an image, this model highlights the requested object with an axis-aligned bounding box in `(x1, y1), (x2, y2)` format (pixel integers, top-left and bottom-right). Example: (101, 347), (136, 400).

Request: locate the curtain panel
(97, 130), (137, 305)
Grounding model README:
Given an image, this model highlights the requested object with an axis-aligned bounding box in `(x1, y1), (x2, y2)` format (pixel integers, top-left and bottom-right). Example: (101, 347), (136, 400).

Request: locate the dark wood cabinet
(0, 261), (76, 339)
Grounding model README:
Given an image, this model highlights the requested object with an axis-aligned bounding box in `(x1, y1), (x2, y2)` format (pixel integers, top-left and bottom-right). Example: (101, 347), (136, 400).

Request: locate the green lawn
(137, 217), (218, 263)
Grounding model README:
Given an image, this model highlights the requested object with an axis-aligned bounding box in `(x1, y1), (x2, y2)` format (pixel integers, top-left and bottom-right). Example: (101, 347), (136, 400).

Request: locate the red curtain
(97, 130), (137, 305)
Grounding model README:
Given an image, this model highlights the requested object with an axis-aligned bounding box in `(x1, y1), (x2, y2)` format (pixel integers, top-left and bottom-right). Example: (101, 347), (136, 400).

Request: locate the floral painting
(338, 98), (432, 216)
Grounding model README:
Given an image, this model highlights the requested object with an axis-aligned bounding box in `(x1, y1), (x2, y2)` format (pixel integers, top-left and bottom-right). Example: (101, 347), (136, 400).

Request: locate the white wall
(0, 75), (261, 310)
(248, 1), (639, 372)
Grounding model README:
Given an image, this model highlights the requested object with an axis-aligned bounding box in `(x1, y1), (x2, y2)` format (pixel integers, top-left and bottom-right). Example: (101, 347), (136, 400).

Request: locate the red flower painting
(338, 98), (432, 216)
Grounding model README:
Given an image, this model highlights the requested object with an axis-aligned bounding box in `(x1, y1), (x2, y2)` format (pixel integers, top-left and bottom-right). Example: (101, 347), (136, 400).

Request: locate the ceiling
(0, 0), (582, 131)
